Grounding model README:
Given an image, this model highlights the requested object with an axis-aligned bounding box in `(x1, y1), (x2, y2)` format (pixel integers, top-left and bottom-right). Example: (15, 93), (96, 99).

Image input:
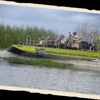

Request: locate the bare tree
(74, 23), (100, 51)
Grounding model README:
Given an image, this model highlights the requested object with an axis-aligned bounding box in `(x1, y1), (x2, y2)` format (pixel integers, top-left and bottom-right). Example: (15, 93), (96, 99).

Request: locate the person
(37, 38), (41, 43)
(33, 39), (39, 46)
(55, 35), (61, 48)
(36, 37), (44, 46)
(33, 40), (36, 46)
(60, 35), (66, 44)
(67, 32), (79, 47)
(48, 36), (55, 47)
(43, 37), (52, 47)
(55, 35), (66, 48)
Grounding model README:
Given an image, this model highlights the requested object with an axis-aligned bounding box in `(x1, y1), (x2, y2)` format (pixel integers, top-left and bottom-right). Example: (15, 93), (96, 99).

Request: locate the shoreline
(52, 59), (100, 71)
(53, 59), (100, 67)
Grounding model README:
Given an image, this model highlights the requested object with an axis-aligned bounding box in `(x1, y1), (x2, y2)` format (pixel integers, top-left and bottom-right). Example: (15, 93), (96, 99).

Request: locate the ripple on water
(0, 50), (100, 95)
(0, 50), (16, 57)
(0, 62), (100, 95)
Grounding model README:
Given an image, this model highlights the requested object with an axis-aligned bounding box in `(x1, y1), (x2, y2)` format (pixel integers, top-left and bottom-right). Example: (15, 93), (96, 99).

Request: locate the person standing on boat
(67, 32), (79, 47)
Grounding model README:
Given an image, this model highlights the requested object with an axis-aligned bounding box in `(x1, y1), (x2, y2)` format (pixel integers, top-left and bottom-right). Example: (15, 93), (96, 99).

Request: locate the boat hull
(8, 44), (100, 60)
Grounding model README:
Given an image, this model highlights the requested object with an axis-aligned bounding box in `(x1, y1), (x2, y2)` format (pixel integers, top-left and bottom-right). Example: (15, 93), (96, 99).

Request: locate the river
(0, 49), (100, 95)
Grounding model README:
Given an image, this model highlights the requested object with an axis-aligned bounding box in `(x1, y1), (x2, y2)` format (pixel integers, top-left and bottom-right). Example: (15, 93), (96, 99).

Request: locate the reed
(0, 23), (58, 49)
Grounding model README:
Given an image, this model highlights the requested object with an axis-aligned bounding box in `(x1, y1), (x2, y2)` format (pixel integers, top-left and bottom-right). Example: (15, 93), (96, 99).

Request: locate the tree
(74, 23), (100, 51)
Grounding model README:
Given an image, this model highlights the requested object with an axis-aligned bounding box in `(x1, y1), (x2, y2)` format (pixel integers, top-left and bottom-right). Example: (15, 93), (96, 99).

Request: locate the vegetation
(0, 23), (58, 49)
(1, 23), (100, 51)
(0, 56), (96, 72)
(2, 56), (74, 69)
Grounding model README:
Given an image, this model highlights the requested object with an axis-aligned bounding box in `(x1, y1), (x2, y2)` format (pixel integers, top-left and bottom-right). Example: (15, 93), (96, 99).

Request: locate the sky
(0, 3), (100, 37)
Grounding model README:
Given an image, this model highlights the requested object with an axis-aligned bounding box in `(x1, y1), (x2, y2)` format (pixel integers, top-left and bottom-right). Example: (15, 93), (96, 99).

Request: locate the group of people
(33, 31), (79, 48)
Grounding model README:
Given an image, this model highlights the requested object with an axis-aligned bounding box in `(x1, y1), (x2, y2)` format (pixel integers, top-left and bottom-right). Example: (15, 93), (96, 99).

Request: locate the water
(0, 49), (100, 95)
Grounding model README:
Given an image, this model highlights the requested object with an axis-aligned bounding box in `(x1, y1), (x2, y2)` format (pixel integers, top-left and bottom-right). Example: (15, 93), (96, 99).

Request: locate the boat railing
(18, 35), (32, 46)
(19, 41), (24, 45)
(26, 35), (32, 46)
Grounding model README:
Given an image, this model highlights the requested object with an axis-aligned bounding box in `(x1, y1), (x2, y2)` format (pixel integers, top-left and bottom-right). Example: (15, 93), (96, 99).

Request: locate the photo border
(0, 1), (100, 99)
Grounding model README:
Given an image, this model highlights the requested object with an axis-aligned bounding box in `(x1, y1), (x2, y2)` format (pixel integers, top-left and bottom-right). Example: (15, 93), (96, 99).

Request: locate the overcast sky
(0, 3), (100, 37)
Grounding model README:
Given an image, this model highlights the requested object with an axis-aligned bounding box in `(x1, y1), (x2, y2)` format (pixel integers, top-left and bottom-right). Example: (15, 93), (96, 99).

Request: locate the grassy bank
(2, 57), (74, 69)
(0, 23), (58, 49)
(0, 56), (96, 71)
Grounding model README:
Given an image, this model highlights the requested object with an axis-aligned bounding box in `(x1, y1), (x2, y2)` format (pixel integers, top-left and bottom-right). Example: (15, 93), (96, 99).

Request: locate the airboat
(7, 35), (100, 61)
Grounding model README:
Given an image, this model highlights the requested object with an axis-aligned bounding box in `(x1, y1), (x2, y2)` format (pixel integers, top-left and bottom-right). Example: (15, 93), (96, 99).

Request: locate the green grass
(0, 56), (97, 72)
(0, 23), (58, 49)
(2, 56), (73, 69)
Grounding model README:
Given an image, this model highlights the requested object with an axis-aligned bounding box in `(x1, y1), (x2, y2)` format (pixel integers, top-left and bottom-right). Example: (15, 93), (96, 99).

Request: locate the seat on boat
(59, 42), (66, 49)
